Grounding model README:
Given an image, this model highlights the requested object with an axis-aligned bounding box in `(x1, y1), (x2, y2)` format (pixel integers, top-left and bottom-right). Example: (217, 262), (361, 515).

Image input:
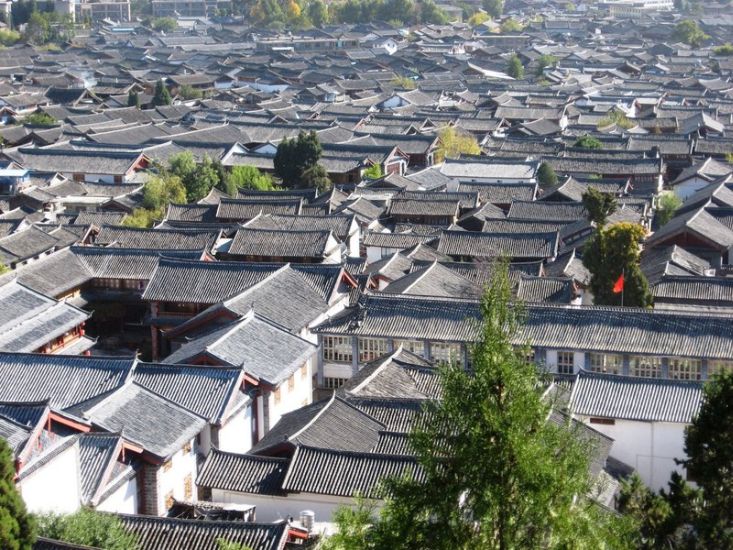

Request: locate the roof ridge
(288, 392), (337, 442)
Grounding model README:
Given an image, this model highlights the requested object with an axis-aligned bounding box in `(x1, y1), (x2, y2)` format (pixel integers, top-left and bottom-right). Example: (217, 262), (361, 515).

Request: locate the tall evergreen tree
(152, 79), (172, 106)
(0, 438), (36, 550)
(679, 369), (733, 544)
(324, 262), (635, 549)
(582, 188), (617, 227)
(127, 90), (140, 108)
(274, 130), (322, 188)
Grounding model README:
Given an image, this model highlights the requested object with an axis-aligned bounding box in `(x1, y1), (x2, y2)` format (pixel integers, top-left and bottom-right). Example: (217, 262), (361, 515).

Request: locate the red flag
(612, 273), (624, 294)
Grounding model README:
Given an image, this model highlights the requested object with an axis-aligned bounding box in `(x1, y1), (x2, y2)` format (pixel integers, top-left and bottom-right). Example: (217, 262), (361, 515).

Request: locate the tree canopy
(582, 187), (617, 227)
(36, 509), (137, 550)
(537, 162), (557, 187)
(656, 193), (682, 228)
(127, 90), (141, 108)
(573, 135), (603, 149)
(274, 130), (322, 187)
(0, 438), (36, 550)
(23, 112), (57, 127)
(435, 127), (480, 162)
(152, 79), (172, 106)
(301, 164), (331, 193)
(583, 221), (652, 308)
(225, 166), (277, 193)
(482, 0), (503, 18)
(506, 54), (524, 79)
(673, 20), (709, 47)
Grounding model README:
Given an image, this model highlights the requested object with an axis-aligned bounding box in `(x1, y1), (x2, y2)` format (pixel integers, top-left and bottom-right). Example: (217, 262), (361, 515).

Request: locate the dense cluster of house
(0, 4), (732, 548)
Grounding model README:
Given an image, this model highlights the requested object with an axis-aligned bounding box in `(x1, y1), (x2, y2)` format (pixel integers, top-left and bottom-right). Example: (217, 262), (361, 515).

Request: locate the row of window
(322, 336), (463, 364)
(586, 353), (733, 380)
(324, 336), (733, 380)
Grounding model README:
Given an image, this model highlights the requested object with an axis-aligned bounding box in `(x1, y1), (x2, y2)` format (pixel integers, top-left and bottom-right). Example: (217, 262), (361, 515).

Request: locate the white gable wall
(576, 416), (688, 491)
(96, 476), (138, 514)
(19, 442), (81, 514)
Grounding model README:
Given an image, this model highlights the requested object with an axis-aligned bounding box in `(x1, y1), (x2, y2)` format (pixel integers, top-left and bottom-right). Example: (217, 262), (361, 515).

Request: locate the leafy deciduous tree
(419, 0), (448, 24)
(573, 135), (603, 149)
(36, 509), (137, 550)
(301, 164), (331, 193)
(656, 192), (682, 227)
(482, 0), (503, 18)
(535, 53), (557, 76)
(307, 0), (329, 26)
(225, 166), (277, 192)
(362, 164), (384, 180)
(500, 17), (523, 32)
(435, 126), (480, 162)
(506, 54), (524, 79)
(127, 90), (140, 108)
(673, 19), (709, 47)
(23, 112), (57, 127)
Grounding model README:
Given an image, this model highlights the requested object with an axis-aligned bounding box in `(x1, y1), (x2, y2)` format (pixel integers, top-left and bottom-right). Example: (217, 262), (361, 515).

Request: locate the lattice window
(630, 356), (662, 378)
(589, 353), (623, 375)
(323, 377), (348, 390)
(668, 358), (702, 381)
(323, 336), (353, 363)
(557, 351), (575, 375)
(395, 339), (425, 357)
(430, 342), (462, 364)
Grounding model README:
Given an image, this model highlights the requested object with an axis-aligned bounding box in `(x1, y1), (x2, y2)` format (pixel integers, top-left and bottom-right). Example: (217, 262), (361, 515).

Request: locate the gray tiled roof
(163, 313), (316, 386)
(382, 261), (481, 298)
(198, 449), (288, 495)
(143, 258), (279, 304)
(78, 433), (126, 505)
(457, 182), (537, 204)
(314, 295), (733, 360)
(436, 229), (559, 260)
(516, 275), (575, 304)
(0, 414), (32, 453)
(95, 225), (219, 251)
(227, 228), (334, 259)
(216, 198), (302, 221)
(117, 513), (288, 550)
(340, 349), (439, 399)
(507, 200), (586, 221)
(245, 213), (356, 240)
(133, 363), (243, 423)
(569, 370), (702, 423)
(0, 352), (134, 410)
(281, 445), (423, 498)
(87, 383), (206, 460)
(0, 281), (90, 353)
(252, 395), (384, 455)
(362, 231), (437, 249)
